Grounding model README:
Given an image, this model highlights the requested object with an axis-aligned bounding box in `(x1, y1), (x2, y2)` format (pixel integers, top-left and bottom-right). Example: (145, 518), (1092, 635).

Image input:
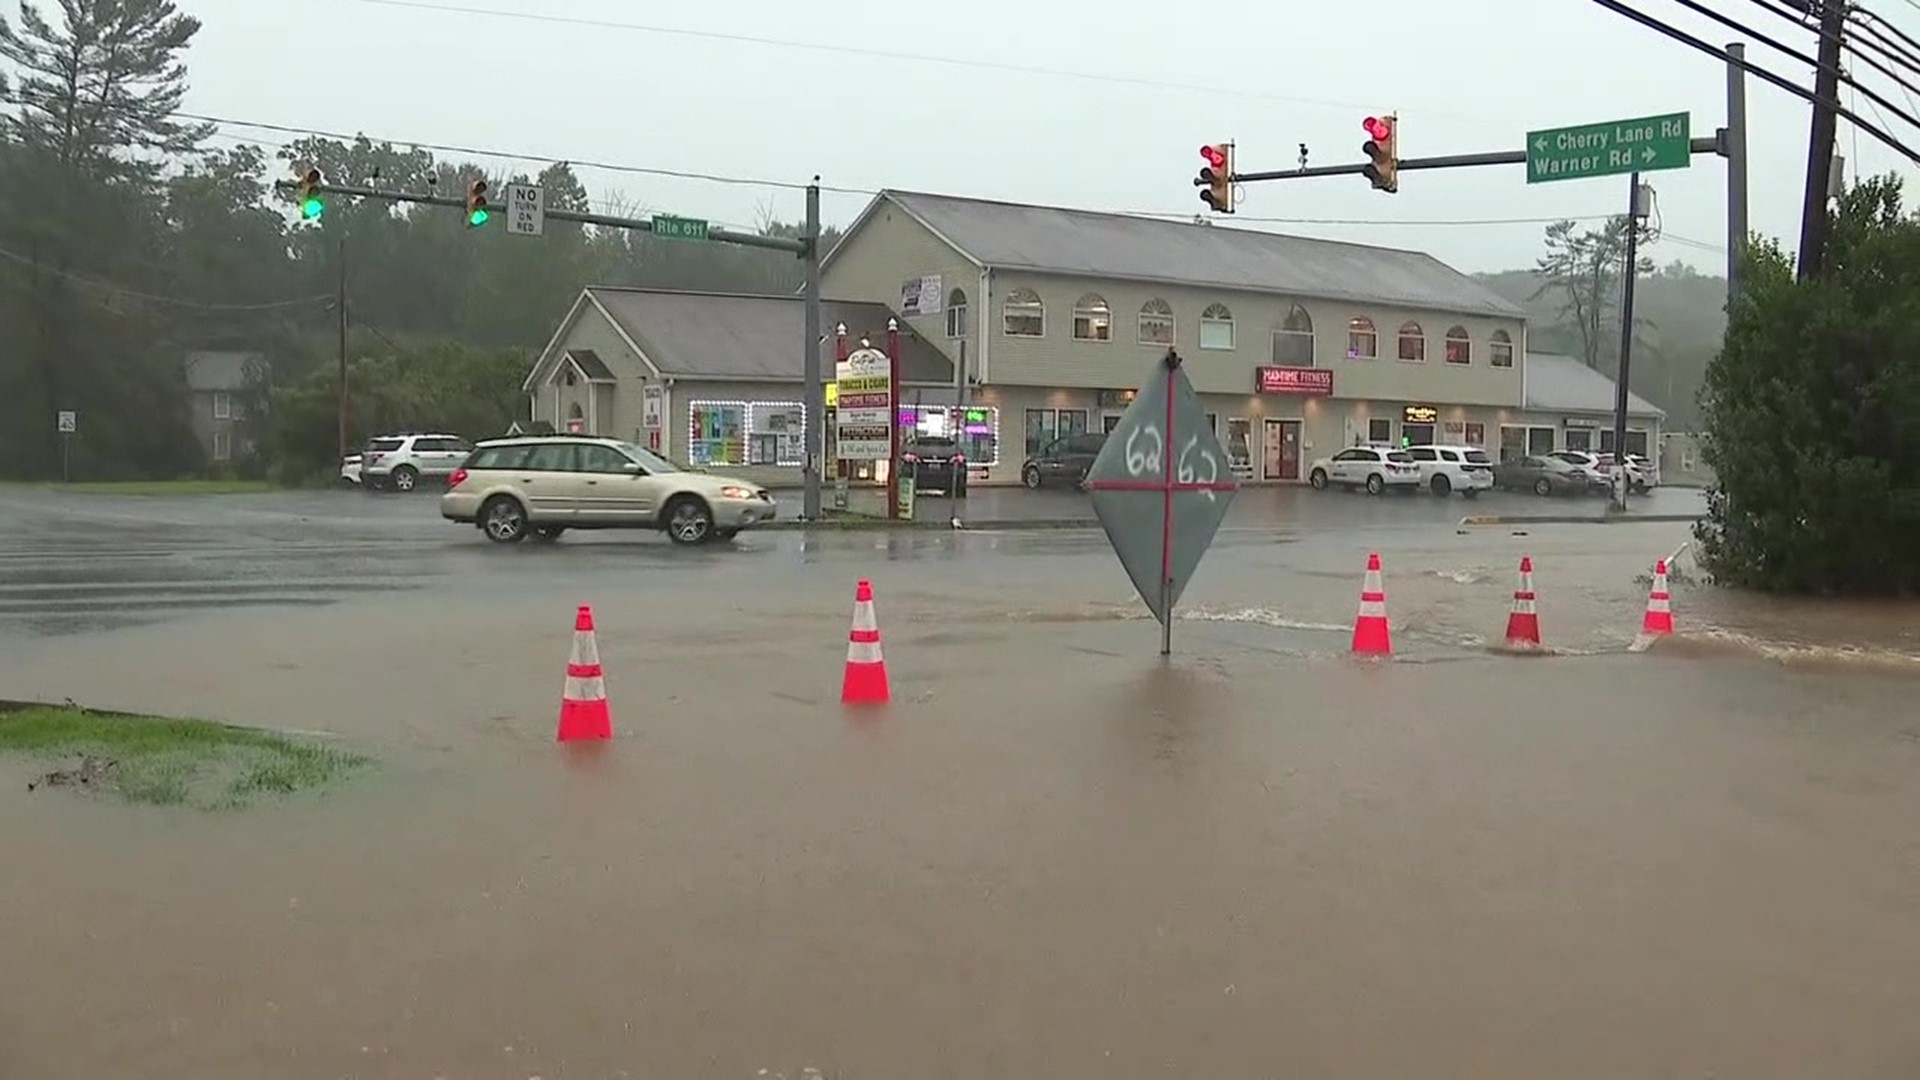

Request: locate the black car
(1021, 432), (1106, 490)
(902, 436), (968, 497)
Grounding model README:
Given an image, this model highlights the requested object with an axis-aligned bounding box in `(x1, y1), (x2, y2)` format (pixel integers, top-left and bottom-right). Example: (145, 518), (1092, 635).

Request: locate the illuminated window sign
(687, 400), (807, 467)
(1402, 405), (1439, 423)
(894, 404), (1000, 466)
(1254, 366), (1334, 396)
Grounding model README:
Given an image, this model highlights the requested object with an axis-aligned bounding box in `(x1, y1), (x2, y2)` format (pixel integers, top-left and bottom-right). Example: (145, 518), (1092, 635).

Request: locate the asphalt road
(3, 483), (1919, 1078)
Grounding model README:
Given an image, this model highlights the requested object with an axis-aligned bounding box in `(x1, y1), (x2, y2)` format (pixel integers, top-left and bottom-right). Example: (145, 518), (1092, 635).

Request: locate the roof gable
(584, 288), (954, 384)
(1524, 352), (1665, 418)
(878, 190), (1526, 319)
(183, 351), (267, 391)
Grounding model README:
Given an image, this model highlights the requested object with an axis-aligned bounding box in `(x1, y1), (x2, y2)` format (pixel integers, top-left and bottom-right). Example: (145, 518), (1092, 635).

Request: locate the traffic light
(1198, 143), (1233, 213)
(1362, 115), (1398, 193)
(295, 167), (323, 220)
(464, 180), (489, 227)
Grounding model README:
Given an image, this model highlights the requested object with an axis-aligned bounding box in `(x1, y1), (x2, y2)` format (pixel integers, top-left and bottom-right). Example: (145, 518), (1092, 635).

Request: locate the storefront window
(1527, 426), (1556, 455)
(899, 404), (999, 465)
(1565, 427), (1593, 452)
(1024, 408), (1086, 455)
(1465, 422), (1486, 447)
(1226, 418), (1252, 474)
(688, 401), (807, 466)
(1367, 417), (1392, 444)
(1598, 429), (1651, 458)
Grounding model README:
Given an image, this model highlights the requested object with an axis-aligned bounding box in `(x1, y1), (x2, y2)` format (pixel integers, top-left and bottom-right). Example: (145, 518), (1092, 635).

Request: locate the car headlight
(718, 485), (756, 499)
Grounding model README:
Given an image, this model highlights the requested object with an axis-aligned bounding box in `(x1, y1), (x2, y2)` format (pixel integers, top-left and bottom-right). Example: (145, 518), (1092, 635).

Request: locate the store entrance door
(1262, 419), (1302, 480)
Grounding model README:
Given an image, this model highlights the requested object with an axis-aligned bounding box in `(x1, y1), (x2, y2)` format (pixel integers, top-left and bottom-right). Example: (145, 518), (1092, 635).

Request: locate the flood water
(4, 504), (1920, 1077)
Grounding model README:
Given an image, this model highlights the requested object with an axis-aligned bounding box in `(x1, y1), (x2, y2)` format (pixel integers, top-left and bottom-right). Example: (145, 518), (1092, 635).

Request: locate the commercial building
(522, 190), (1661, 485)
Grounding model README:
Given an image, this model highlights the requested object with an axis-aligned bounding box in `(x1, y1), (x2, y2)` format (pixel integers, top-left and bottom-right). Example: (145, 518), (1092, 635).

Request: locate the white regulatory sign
(505, 183), (545, 237)
(56, 410), (76, 433)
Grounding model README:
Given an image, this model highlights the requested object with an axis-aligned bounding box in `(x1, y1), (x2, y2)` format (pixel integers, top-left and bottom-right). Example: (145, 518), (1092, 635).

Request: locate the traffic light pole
(1222, 137), (1724, 186)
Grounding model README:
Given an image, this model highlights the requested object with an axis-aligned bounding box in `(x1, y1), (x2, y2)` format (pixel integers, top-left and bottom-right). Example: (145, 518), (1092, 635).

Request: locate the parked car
(1403, 443), (1495, 497)
(362, 432), (475, 492)
(901, 435), (968, 497)
(1307, 446), (1423, 495)
(1549, 451), (1653, 495)
(441, 434), (776, 545)
(1021, 432), (1106, 490)
(339, 453), (362, 487)
(1623, 453), (1658, 490)
(1494, 455), (1591, 496)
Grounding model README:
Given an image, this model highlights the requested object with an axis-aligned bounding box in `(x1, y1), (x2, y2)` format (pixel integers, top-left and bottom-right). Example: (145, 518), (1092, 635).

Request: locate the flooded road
(3, 486), (1919, 1077)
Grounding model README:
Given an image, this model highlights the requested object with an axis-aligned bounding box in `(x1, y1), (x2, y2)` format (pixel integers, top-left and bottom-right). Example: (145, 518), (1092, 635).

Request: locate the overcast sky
(174, 0), (1917, 275)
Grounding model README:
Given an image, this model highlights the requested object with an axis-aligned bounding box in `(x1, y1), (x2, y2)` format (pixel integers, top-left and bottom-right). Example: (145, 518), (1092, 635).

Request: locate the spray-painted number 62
(1124, 424), (1163, 476)
(1178, 436), (1220, 500)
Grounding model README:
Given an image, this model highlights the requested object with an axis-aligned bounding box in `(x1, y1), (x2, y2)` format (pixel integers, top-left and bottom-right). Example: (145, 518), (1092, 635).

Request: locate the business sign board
(835, 347), (892, 461)
(1255, 367), (1334, 396)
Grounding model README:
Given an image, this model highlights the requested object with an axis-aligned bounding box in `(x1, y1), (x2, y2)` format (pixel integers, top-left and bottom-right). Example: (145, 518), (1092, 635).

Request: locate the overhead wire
(0, 244), (333, 310)
(1663, 0), (1920, 132)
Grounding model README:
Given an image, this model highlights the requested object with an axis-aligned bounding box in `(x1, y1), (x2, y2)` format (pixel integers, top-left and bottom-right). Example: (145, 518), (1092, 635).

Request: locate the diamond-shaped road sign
(1085, 350), (1238, 652)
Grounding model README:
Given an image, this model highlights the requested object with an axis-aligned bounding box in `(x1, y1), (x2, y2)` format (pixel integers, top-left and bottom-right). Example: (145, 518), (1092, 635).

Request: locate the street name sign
(652, 214), (710, 241)
(1527, 111), (1690, 184)
(505, 183), (544, 236)
(1083, 351), (1238, 653)
(834, 347), (891, 461)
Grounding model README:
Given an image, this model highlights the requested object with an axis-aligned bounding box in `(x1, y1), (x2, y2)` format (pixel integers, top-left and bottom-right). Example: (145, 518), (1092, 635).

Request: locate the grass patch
(54, 479), (276, 495)
(0, 705), (367, 809)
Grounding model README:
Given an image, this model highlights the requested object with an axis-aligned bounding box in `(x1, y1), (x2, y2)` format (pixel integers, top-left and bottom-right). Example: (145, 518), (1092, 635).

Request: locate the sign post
(1526, 111), (1691, 184)
(1084, 350), (1239, 655)
(504, 183), (545, 236)
(56, 410), (75, 483)
(885, 319), (902, 522)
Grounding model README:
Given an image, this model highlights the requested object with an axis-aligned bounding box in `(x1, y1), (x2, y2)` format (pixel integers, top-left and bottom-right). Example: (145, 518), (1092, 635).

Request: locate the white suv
(1404, 444), (1495, 497)
(361, 432), (474, 492)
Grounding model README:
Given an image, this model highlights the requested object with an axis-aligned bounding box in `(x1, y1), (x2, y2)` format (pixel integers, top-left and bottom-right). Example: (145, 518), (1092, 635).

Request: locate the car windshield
(608, 441), (686, 473)
(1386, 451), (1414, 464)
(909, 437), (958, 452)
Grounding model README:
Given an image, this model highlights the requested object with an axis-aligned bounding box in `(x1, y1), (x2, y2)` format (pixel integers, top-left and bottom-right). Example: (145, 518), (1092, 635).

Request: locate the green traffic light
(300, 196), (324, 220)
(467, 208), (489, 227)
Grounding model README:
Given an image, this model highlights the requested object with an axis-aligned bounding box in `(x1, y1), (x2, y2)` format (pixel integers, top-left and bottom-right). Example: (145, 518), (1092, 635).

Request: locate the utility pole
(1725, 41), (1750, 303)
(1797, 1), (1848, 280)
(336, 236), (349, 463)
(802, 178), (823, 521)
(1612, 175), (1648, 511)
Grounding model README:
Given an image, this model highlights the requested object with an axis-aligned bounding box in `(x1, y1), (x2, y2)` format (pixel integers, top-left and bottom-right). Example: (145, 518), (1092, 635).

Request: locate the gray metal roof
(1524, 352), (1665, 418)
(585, 288), (954, 384)
(182, 351), (267, 391)
(564, 349), (614, 380)
(880, 190), (1528, 320)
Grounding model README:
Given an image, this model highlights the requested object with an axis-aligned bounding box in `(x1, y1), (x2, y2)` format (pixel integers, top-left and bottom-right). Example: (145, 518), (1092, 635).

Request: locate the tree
(1531, 216), (1655, 375)
(1694, 174), (1920, 594)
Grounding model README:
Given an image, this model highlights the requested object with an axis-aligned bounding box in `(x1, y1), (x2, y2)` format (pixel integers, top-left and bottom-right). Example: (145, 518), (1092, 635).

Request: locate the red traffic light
(1363, 117), (1391, 141)
(1199, 144), (1227, 168)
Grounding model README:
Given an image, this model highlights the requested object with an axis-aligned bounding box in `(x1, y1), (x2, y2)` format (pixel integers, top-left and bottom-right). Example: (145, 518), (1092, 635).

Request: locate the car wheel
(1309, 468), (1328, 490)
(532, 525), (566, 542)
(1533, 478), (1554, 497)
(390, 465), (419, 492)
(1430, 474), (1452, 497)
(480, 495), (528, 543)
(1366, 474), (1385, 496)
(1022, 464), (1043, 489)
(664, 495), (713, 545)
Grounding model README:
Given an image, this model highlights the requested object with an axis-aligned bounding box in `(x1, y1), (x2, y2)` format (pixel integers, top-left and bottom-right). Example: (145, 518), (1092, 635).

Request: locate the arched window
(1071, 293), (1113, 341)
(1444, 325), (1471, 365)
(1002, 288), (1044, 337)
(945, 288), (969, 339)
(1489, 329), (1515, 368)
(1346, 316), (1377, 359)
(1198, 303), (1235, 350)
(1271, 304), (1314, 367)
(1138, 298), (1175, 346)
(1397, 321), (1426, 362)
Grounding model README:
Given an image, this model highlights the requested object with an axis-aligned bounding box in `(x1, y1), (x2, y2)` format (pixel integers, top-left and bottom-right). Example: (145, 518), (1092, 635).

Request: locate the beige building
(823, 190), (1658, 482)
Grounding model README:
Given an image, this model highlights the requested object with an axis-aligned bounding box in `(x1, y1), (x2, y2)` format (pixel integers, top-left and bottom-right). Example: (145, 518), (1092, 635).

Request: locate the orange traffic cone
(557, 604), (612, 741)
(1504, 556), (1542, 649)
(841, 578), (890, 704)
(1640, 559), (1674, 636)
(1351, 552), (1392, 656)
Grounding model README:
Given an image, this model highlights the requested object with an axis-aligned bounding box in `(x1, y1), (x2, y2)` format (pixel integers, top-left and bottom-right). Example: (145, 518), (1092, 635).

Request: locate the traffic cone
(1503, 556), (1543, 649)
(841, 578), (890, 704)
(1351, 552), (1392, 656)
(1640, 559), (1674, 636)
(557, 604), (612, 741)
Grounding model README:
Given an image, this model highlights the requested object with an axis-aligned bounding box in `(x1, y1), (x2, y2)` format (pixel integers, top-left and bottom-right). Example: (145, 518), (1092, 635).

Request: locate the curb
(1458, 513), (1702, 526)
(761, 517), (1097, 532)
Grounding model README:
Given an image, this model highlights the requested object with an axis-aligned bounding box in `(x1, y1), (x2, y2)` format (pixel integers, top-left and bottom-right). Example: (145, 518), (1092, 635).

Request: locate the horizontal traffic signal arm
(269, 179), (809, 255)
(1205, 137), (1725, 185)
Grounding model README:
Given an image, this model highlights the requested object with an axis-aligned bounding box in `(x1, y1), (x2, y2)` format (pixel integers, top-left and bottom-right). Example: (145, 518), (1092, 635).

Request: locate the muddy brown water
(4, 524), (1920, 1077)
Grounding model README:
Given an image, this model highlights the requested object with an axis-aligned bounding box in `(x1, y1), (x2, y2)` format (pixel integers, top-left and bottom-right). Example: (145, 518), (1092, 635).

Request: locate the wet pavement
(3, 484), (1920, 1077)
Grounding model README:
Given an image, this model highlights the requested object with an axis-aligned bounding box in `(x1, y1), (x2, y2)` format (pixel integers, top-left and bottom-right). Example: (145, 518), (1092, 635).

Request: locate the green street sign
(1526, 111), (1691, 184)
(652, 214), (710, 241)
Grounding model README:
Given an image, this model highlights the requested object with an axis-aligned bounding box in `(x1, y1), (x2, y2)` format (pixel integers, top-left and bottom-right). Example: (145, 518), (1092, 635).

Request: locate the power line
(1665, 0), (1920, 132)
(1121, 210), (1619, 227)
(0, 244), (332, 310)
(1587, 0), (1920, 164)
(332, 0), (1493, 125)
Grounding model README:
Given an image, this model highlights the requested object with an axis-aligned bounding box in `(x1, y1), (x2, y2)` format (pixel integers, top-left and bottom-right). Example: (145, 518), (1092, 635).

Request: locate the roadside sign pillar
(886, 318), (901, 521)
(56, 410), (75, 482)
(802, 179), (823, 521)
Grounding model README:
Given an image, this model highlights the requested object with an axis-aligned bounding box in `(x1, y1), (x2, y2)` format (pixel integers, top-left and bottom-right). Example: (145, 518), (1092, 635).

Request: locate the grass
(52, 479), (276, 495)
(0, 705), (367, 809)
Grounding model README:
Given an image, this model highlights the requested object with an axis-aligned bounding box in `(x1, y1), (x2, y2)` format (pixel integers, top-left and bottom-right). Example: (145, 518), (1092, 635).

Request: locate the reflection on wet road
(4, 484), (1920, 1078)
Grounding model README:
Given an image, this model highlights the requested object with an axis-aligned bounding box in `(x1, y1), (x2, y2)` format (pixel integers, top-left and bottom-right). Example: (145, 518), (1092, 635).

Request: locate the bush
(1695, 176), (1920, 594)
